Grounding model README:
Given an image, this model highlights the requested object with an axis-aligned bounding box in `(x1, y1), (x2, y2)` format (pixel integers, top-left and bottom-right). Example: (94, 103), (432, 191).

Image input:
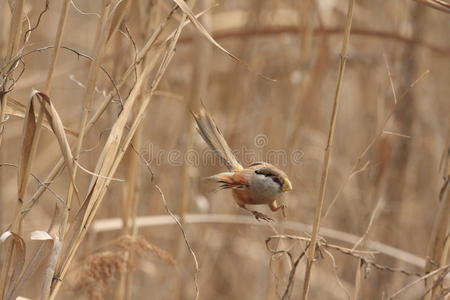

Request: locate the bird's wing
(207, 171), (250, 190)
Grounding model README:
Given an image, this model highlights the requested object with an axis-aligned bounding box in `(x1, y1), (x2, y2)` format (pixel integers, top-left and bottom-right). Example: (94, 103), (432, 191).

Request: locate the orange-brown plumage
(193, 107), (293, 220)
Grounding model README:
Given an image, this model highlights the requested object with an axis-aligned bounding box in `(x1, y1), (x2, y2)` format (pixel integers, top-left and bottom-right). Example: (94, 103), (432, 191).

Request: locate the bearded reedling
(193, 108), (292, 221)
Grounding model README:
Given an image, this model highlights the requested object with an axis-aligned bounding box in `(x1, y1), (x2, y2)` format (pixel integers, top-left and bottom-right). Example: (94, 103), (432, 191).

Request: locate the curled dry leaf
(171, 0), (275, 82)
(7, 232), (56, 300)
(28, 90), (81, 203)
(5, 98), (78, 137)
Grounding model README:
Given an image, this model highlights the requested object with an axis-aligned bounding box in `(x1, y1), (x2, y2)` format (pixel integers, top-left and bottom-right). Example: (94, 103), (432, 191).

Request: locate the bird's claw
(251, 210), (274, 222)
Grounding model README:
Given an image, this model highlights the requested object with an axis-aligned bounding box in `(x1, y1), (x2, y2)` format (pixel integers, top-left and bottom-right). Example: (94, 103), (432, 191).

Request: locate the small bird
(193, 107), (293, 221)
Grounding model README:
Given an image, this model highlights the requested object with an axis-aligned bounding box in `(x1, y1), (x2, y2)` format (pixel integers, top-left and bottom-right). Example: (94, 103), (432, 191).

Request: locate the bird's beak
(282, 178), (293, 192)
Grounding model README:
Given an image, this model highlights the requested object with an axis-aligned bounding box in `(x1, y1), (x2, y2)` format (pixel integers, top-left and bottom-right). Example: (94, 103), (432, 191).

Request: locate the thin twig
(137, 145), (200, 300)
(302, 1), (355, 299)
(269, 234), (423, 277)
(386, 265), (450, 299)
(282, 249), (307, 300)
(322, 247), (351, 300)
(0, 163), (65, 207)
(324, 68), (430, 218)
(15, 45), (122, 104)
(23, 0), (50, 42)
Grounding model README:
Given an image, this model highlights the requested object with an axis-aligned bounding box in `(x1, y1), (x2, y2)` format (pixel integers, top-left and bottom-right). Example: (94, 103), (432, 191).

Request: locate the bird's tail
(192, 107), (243, 171)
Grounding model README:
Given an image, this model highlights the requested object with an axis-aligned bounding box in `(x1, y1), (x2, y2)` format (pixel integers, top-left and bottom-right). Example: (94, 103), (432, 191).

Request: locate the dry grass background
(0, 0), (449, 299)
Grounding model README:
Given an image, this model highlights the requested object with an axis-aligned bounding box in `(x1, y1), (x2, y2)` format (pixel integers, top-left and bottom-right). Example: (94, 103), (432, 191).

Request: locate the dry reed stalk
(301, 0), (355, 299)
(14, 3), (70, 299)
(48, 4), (199, 296)
(21, 5), (210, 219)
(1, 90), (78, 300)
(116, 98), (144, 300)
(47, 61), (154, 300)
(0, 0), (24, 146)
(97, 5), (228, 294)
(0, 0), (69, 297)
(62, 0), (113, 241)
(15, 17), (222, 282)
(21, 33), (162, 217)
(1, 2), (445, 299)
(124, 128), (144, 300)
(0, 4), (25, 293)
(17, 3), (109, 300)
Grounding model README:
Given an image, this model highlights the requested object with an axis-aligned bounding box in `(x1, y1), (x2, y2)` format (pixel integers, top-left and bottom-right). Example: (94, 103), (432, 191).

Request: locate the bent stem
(301, 0), (355, 299)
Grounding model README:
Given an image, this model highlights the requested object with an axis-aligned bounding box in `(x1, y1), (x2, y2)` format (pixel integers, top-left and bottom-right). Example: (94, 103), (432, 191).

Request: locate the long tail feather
(193, 108), (243, 171)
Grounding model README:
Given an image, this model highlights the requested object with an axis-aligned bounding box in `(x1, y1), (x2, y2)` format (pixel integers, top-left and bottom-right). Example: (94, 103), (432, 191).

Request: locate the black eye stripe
(272, 177), (282, 185)
(255, 169), (275, 177)
(255, 169), (284, 186)
(255, 169), (269, 176)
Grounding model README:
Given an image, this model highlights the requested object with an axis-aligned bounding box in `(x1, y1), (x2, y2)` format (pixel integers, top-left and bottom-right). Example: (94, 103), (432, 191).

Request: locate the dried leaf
(171, 0), (275, 81)
(7, 232), (56, 300)
(41, 236), (61, 300)
(32, 90), (81, 203)
(0, 231), (26, 300)
(5, 98), (78, 137)
(17, 92), (38, 202)
(0, 231), (12, 242)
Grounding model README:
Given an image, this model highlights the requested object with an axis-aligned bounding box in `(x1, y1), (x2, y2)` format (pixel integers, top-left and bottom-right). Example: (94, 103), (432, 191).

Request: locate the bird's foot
(270, 202), (287, 219)
(251, 210), (274, 222)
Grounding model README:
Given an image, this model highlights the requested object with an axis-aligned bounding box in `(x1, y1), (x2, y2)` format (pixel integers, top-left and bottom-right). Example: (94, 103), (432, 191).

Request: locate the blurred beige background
(0, 0), (449, 299)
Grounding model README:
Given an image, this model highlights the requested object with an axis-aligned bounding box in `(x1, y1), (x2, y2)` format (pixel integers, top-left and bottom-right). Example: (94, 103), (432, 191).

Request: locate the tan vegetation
(0, 0), (449, 299)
